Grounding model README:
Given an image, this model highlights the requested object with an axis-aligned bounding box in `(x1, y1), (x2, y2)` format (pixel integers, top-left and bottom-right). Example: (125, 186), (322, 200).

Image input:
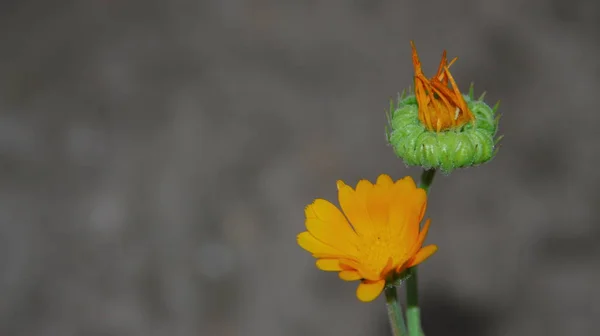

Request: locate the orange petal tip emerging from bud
(410, 41), (475, 132)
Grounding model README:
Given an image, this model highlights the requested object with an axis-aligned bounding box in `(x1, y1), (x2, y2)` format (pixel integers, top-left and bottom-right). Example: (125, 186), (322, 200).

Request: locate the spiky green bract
(386, 86), (501, 174)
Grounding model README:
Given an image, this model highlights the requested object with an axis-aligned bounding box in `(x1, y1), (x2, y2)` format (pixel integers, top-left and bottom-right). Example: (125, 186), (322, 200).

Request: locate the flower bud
(386, 42), (501, 174)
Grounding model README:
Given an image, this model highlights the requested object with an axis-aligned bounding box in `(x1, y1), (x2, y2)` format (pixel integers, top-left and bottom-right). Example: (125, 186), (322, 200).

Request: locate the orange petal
(337, 175), (396, 236)
(435, 50), (448, 81)
(395, 175), (417, 189)
(356, 279), (386, 302)
(388, 178), (427, 250)
(394, 259), (411, 274)
(315, 259), (342, 271)
(305, 199), (358, 256)
(339, 259), (360, 271)
(376, 174), (394, 187)
(409, 218), (431, 256)
(339, 259), (380, 281)
(355, 179), (374, 198)
(410, 41), (423, 74)
(297, 232), (346, 257)
(337, 181), (371, 236)
(407, 245), (438, 267)
(379, 257), (394, 279)
(365, 178), (395, 229)
(339, 270), (362, 281)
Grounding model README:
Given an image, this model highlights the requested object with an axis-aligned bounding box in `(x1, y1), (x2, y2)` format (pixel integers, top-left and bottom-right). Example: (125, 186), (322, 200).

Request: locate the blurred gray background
(0, 0), (598, 335)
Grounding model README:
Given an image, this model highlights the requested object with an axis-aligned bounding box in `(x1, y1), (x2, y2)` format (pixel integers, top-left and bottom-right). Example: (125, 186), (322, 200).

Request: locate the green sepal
(386, 269), (412, 288)
(387, 87), (501, 174)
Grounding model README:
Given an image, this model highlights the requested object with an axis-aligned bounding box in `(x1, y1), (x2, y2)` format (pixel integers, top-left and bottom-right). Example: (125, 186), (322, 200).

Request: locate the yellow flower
(297, 174), (437, 302)
(411, 41), (475, 132)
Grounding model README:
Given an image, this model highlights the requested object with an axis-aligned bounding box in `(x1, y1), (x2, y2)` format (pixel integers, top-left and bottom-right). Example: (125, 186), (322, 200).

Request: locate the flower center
(411, 41), (475, 132)
(356, 232), (408, 281)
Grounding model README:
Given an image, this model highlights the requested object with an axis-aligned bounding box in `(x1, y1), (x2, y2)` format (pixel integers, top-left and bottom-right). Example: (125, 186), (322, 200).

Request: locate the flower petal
(365, 177), (395, 229)
(379, 257), (394, 279)
(409, 218), (431, 256)
(337, 177), (392, 235)
(315, 259), (342, 271)
(407, 244), (438, 267)
(339, 270), (362, 281)
(340, 259), (380, 281)
(355, 179), (374, 199)
(305, 199), (358, 256)
(388, 178), (427, 252)
(376, 174), (394, 187)
(337, 181), (371, 235)
(356, 279), (385, 302)
(417, 218), (431, 244)
(297, 232), (346, 257)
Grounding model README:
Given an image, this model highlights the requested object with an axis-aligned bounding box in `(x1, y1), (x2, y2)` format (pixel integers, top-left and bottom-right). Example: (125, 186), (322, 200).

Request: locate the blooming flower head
(297, 174), (437, 302)
(387, 42), (502, 173)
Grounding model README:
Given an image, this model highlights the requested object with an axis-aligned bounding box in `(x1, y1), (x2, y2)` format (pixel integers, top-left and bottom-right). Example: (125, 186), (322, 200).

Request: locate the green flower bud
(385, 42), (502, 174)
(386, 88), (501, 174)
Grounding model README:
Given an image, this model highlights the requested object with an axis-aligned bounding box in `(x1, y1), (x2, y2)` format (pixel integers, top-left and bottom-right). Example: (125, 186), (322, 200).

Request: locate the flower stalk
(385, 286), (407, 336)
(406, 169), (436, 336)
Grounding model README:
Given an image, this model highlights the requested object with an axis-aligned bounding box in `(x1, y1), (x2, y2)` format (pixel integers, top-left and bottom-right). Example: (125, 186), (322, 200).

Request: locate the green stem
(406, 169), (437, 336)
(385, 285), (407, 336)
(417, 169), (436, 194)
(405, 268), (421, 336)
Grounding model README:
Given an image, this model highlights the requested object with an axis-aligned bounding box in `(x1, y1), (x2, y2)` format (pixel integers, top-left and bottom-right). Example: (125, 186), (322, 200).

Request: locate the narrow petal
(434, 49), (448, 81)
(305, 199), (358, 256)
(315, 259), (342, 271)
(394, 259), (411, 274)
(379, 257), (394, 279)
(409, 219), (431, 256)
(339, 259), (358, 270)
(407, 245), (438, 267)
(356, 280), (385, 302)
(297, 232), (346, 257)
(418, 218), (431, 243)
(339, 270), (362, 281)
(340, 259), (379, 281)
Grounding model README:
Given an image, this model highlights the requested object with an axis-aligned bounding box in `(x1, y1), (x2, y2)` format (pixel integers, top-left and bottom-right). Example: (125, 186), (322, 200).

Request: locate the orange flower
(411, 41), (475, 132)
(297, 174), (437, 302)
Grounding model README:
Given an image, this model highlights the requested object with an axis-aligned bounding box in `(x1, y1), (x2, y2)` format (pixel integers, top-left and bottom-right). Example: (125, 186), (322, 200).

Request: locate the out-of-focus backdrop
(1, 0), (598, 335)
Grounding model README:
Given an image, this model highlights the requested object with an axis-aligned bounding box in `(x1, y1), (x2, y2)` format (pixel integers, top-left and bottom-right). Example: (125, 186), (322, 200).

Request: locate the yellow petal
(339, 270), (362, 281)
(395, 175), (417, 189)
(297, 232), (346, 257)
(337, 182), (371, 236)
(407, 244), (438, 267)
(355, 179), (373, 202)
(339, 259), (362, 271)
(410, 218), (431, 255)
(379, 257), (394, 278)
(356, 279), (385, 302)
(365, 178), (394, 229)
(394, 259), (411, 274)
(340, 259), (380, 281)
(305, 199), (358, 256)
(388, 178), (427, 249)
(376, 174), (393, 187)
(316, 259), (342, 271)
